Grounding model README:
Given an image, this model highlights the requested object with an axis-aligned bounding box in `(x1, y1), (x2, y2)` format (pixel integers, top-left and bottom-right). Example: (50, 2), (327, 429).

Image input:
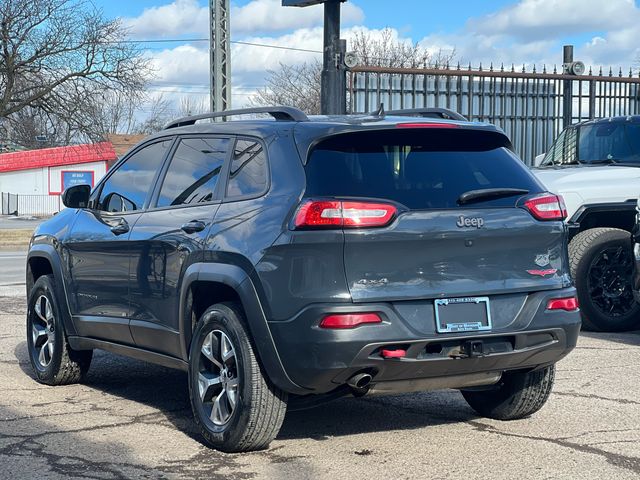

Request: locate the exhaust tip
(348, 372), (372, 390)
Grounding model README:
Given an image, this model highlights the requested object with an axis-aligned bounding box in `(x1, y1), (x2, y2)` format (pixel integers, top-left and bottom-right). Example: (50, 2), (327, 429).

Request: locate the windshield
(578, 123), (640, 164)
(305, 129), (543, 210)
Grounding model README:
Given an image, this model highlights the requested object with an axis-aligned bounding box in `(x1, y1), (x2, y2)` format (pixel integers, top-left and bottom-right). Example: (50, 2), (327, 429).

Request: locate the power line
(122, 37), (322, 54)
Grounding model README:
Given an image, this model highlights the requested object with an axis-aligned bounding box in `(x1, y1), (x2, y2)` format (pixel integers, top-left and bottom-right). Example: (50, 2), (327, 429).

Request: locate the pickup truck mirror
(61, 184), (91, 209)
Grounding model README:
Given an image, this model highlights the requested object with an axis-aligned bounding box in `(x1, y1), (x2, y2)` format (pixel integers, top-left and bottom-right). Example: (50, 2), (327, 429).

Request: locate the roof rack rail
(386, 108), (468, 122)
(164, 106), (309, 129)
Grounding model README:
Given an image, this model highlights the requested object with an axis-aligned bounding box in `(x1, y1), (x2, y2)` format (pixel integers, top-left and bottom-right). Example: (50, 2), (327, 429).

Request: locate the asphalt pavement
(0, 294), (639, 480)
(0, 251), (26, 297)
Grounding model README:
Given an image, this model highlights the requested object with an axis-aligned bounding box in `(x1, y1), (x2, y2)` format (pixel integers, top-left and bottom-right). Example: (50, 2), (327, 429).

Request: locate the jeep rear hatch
(301, 127), (570, 302)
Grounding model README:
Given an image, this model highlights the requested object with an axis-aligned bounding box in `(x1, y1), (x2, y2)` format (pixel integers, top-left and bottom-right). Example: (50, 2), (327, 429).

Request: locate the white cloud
(124, 0), (364, 39)
(124, 0), (208, 39)
(233, 0), (364, 34)
(469, 0), (639, 39)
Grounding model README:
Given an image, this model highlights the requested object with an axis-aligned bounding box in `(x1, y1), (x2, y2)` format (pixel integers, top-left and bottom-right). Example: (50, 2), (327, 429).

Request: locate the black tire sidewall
(27, 275), (65, 382)
(572, 230), (640, 331)
(188, 304), (254, 449)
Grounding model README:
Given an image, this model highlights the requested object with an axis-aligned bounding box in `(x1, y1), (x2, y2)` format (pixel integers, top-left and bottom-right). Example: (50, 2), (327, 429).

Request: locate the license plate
(434, 297), (492, 333)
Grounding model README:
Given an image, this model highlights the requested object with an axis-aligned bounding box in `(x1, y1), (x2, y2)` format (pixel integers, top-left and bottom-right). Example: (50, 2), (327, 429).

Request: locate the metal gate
(1, 193), (60, 216)
(348, 64), (640, 164)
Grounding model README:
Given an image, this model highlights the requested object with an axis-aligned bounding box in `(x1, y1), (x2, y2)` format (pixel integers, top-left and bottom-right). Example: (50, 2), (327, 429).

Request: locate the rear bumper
(268, 288), (581, 394)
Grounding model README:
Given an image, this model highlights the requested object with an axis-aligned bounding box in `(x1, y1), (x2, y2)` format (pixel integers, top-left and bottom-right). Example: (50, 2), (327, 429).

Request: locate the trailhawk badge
(535, 254), (551, 267)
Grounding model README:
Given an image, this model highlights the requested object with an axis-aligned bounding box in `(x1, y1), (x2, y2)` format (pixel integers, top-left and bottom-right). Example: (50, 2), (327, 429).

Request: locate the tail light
(320, 313), (383, 329)
(547, 297), (579, 311)
(294, 200), (397, 229)
(524, 193), (567, 221)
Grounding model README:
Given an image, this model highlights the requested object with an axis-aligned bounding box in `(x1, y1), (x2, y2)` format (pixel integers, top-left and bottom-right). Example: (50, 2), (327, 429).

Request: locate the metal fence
(1, 193), (60, 216)
(348, 64), (640, 164)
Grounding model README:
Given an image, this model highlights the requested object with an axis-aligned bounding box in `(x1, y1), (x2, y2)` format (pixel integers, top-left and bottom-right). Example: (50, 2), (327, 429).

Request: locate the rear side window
(156, 137), (228, 208)
(305, 129), (542, 210)
(226, 139), (268, 198)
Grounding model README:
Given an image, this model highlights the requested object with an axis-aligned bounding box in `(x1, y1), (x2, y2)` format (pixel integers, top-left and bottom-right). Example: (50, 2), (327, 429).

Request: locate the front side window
(97, 139), (172, 212)
(156, 137), (229, 208)
(542, 127), (577, 166)
(226, 139), (268, 198)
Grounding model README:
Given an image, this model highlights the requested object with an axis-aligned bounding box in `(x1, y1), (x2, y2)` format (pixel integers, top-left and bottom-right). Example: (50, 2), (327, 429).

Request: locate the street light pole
(321, 0), (342, 115)
(283, 0), (347, 115)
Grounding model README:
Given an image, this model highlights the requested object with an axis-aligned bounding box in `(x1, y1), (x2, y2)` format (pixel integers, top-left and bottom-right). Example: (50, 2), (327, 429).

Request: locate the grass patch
(0, 229), (33, 250)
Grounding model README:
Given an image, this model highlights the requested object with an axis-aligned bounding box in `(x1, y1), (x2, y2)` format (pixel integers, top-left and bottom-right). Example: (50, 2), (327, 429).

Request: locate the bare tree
(0, 0), (150, 142)
(250, 61), (323, 114)
(178, 96), (210, 117)
(251, 28), (456, 114)
(134, 94), (173, 135)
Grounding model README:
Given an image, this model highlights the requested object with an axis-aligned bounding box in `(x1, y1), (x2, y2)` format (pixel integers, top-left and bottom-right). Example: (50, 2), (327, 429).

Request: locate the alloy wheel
(31, 295), (56, 368)
(198, 330), (240, 426)
(587, 246), (636, 317)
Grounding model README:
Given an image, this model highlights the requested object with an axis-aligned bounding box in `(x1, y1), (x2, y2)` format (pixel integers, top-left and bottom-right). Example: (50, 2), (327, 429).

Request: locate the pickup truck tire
(569, 228), (640, 332)
(461, 365), (555, 420)
(26, 275), (93, 385)
(188, 302), (288, 452)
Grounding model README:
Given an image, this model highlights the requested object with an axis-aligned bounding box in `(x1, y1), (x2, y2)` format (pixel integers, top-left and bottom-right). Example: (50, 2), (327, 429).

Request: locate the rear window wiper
(457, 188), (530, 205)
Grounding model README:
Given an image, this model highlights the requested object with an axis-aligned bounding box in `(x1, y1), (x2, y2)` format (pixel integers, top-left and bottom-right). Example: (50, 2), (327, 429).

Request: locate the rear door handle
(110, 220), (130, 236)
(181, 220), (206, 234)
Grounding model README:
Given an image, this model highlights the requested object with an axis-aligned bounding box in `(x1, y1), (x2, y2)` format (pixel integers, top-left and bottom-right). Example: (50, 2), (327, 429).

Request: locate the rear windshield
(305, 129), (542, 209)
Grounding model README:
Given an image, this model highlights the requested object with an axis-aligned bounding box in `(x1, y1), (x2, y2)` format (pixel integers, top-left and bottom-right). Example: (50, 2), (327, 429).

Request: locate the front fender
(27, 244), (77, 337)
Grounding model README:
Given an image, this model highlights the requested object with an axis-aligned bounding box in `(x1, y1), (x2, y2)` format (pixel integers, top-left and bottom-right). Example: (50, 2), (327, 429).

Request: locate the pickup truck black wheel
(188, 302), (287, 453)
(461, 365), (555, 420)
(569, 228), (640, 332)
(26, 275), (92, 385)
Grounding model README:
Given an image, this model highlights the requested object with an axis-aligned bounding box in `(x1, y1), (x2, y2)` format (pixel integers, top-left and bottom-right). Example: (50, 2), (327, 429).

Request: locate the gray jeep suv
(25, 107), (580, 452)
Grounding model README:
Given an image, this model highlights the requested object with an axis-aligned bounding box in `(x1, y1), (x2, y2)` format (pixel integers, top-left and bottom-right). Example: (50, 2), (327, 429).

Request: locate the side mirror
(533, 153), (546, 167)
(61, 184), (91, 209)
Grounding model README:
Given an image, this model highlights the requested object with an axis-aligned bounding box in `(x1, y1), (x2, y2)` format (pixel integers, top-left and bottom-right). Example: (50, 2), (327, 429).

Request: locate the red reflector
(381, 348), (407, 359)
(294, 200), (397, 229)
(320, 313), (382, 329)
(547, 297), (579, 312)
(524, 193), (567, 221)
(396, 122), (460, 129)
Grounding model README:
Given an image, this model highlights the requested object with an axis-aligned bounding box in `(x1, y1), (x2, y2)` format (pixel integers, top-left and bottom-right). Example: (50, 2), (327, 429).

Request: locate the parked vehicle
(26, 107), (580, 452)
(532, 116), (640, 332)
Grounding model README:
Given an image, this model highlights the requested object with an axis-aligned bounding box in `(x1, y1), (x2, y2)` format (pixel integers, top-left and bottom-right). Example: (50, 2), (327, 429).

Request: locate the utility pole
(562, 45), (573, 128)
(210, 0), (231, 112)
(283, 0), (347, 115)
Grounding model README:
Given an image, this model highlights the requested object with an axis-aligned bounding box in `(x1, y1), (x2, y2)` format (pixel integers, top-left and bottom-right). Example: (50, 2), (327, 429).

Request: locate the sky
(92, 0), (640, 112)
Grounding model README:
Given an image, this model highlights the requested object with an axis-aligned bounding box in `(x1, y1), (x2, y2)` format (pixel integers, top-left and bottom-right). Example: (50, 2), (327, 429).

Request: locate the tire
(26, 275), (92, 385)
(188, 302), (288, 452)
(462, 365), (555, 420)
(569, 228), (640, 332)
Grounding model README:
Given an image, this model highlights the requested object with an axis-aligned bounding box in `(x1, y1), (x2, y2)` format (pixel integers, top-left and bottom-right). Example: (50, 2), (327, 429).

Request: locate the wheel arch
(179, 262), (308, 395)
(568, 202), (636, 241)
(26, 245), (77, 336)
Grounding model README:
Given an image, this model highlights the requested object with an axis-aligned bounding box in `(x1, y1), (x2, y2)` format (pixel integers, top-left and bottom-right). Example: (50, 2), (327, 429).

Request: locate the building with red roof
(0, 142), (117, 197)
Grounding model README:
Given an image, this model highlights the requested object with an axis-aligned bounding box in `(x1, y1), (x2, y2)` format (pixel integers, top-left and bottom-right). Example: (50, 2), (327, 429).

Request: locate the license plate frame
(434, 297), (492, 333)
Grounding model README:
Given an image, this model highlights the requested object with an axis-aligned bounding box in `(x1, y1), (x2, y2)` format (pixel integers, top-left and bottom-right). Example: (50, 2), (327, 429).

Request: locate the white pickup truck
(532, 116), (640, 331)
